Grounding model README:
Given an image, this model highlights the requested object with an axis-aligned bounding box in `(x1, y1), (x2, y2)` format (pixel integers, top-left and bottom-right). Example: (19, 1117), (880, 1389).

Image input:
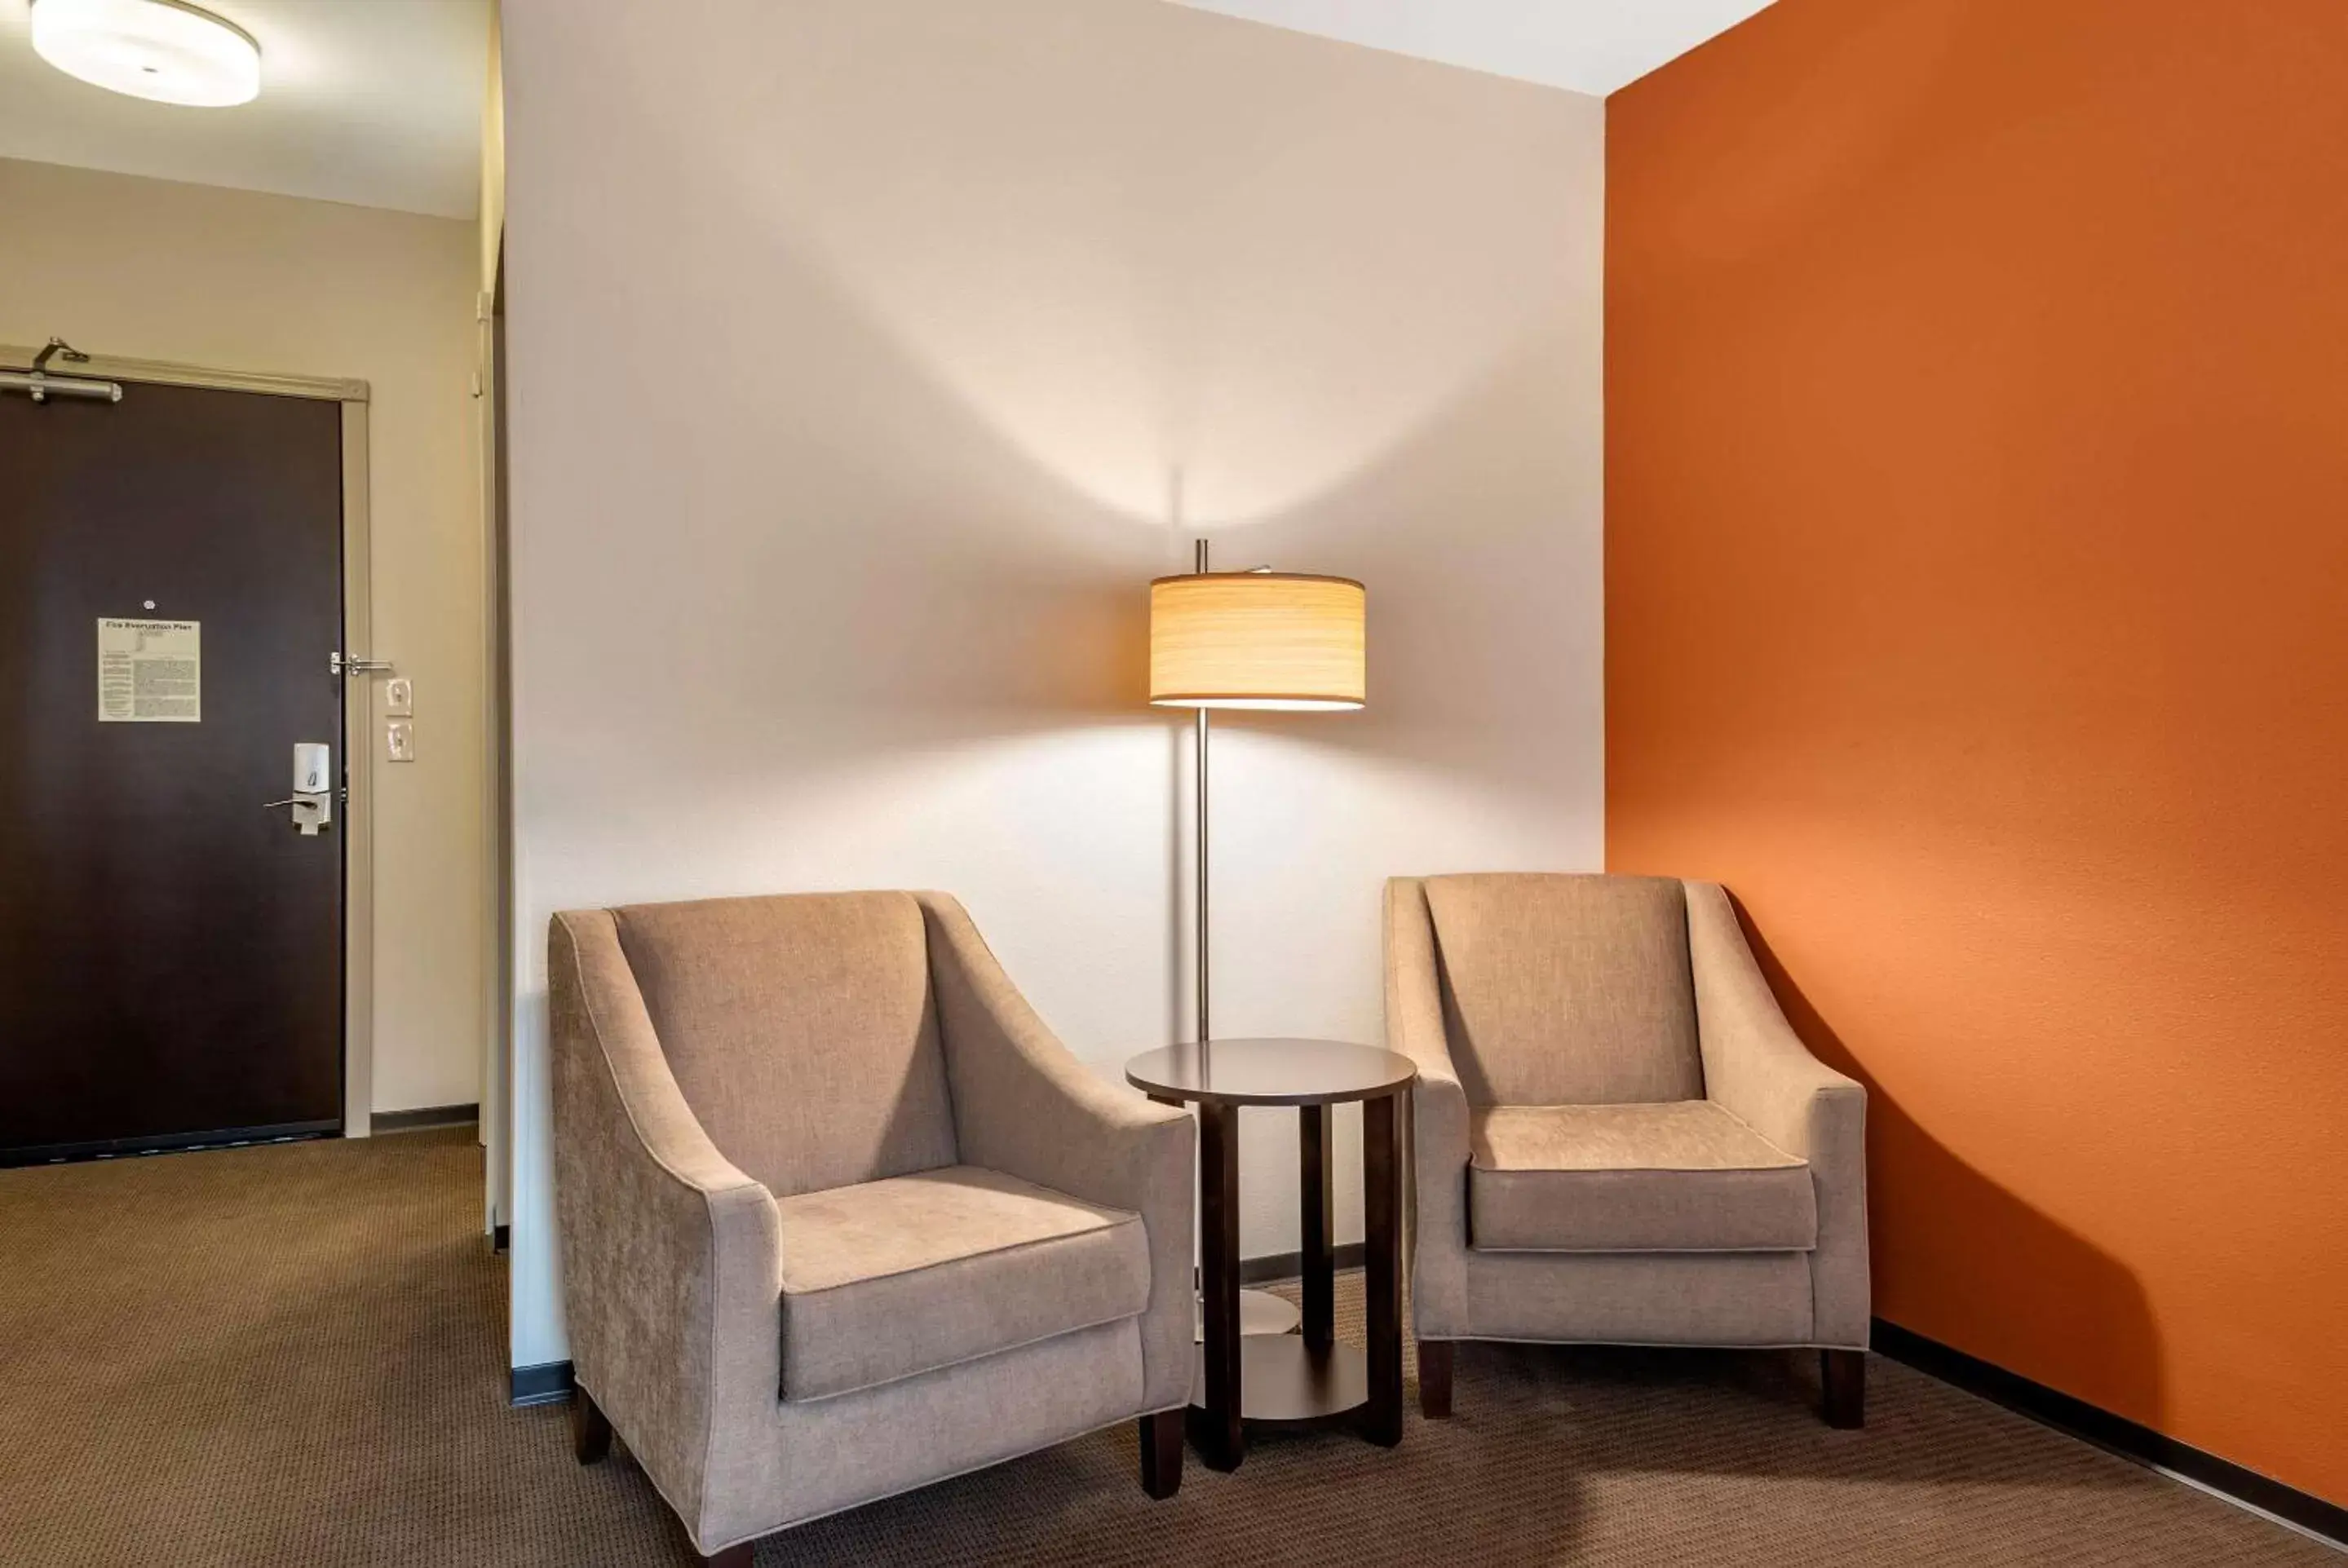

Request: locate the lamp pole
(1194, 536), (1211, 1044)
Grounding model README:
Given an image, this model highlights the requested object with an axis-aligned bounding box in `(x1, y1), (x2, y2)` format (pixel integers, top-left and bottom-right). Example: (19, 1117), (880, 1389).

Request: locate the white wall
(0, 157), (488, 1115)
(501, 0), (1603, 1369)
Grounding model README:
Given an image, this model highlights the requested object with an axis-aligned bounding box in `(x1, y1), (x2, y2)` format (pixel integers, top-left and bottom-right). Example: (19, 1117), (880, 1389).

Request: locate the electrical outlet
(383, 677), (413, 717)
(385, 719), (415, 762)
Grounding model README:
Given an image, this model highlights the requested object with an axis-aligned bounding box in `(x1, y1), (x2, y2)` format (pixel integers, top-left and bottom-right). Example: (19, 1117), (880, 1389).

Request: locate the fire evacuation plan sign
(97, 618), (201, 722)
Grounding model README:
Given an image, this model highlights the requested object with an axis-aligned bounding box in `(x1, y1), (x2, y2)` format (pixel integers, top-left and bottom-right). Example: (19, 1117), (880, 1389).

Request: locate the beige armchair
(1386, 873), (1868, 1427)
(548, 890), (1195, 1565)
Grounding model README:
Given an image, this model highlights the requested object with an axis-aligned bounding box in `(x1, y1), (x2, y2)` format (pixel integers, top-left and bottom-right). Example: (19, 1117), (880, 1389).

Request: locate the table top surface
(1124, 1038), (1417, 1106)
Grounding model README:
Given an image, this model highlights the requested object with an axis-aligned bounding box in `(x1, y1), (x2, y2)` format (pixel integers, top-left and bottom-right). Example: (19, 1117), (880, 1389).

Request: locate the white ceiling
(0, 0), (489, 219)
(0, 1), (1757, 223)
(1171, 0), (1778, 97)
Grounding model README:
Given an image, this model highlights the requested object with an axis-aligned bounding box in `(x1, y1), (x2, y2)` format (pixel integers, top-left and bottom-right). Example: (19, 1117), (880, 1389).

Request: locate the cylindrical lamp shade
(1149, 572), (1366, 710)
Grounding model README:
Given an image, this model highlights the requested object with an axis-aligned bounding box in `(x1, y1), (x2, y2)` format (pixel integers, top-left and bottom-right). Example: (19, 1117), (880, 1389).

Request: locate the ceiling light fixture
(30, 0), (261, 108)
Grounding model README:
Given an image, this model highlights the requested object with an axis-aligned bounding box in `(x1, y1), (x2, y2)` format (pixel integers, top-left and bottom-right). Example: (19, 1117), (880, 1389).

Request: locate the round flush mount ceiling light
(31, 0), (262, 108)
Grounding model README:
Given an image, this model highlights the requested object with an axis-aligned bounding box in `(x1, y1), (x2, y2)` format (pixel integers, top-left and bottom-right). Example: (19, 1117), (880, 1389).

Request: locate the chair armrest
(1386, 877), (1471, 1336)
(549, 910), (784, 1545)
(915, 893), (1195, 1411)
(1684, 882), (1860, 1153)
(1683, 881), (1869, 1345)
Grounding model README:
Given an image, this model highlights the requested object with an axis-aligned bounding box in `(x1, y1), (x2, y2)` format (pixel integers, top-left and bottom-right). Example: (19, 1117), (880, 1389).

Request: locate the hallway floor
(0, 1127), (2330, 1566)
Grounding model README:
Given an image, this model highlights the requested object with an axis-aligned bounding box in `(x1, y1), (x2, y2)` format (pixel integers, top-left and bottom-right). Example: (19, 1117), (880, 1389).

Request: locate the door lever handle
(262, 796), (333, 835)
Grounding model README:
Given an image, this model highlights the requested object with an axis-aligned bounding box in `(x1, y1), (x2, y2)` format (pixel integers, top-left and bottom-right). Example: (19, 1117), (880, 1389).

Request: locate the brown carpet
(0, 1127), (2331, 1567)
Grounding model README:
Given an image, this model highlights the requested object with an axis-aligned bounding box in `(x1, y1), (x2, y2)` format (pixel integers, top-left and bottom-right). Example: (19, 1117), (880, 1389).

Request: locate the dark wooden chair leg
(571, 1387), (612, 1465)
(702, 1544), (754, 1567)
(1822, 1349), (1866, 1429)
(1139, 1409), (1184, 1499)
(1418, 1340), (1455, 1419)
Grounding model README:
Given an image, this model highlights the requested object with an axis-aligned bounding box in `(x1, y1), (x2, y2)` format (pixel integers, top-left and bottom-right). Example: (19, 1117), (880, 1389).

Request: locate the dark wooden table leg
(1300, 1102), (1334, 1351)
(1190, 1100), (1246, 1471)
(1361, 1090), (1404, 1446)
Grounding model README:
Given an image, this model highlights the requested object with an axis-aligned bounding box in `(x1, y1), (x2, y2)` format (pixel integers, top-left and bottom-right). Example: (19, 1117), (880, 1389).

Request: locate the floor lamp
(1149, 541), (1368, 1042)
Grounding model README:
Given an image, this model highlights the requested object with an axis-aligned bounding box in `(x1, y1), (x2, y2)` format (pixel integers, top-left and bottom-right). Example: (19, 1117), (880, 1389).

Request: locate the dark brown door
(0, 378), (346, 1163)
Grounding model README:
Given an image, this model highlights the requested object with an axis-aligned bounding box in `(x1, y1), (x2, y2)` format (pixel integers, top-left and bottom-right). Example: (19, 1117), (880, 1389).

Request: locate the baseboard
(1240, 1242), (1366, 1285)
(1873, 1318), (2346, 1549)
(370, 1102), (480, 1134)
(1, 1120), (338, 1168)
(510, 1359), (574, 1407)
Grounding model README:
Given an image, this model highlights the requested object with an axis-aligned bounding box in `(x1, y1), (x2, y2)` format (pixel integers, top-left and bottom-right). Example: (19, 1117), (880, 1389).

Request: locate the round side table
(1125, 1037), (1417, 1472)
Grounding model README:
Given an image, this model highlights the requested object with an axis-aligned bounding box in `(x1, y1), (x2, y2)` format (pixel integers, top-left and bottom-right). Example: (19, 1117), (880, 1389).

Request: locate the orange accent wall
(1606, 0), (2348, 1504)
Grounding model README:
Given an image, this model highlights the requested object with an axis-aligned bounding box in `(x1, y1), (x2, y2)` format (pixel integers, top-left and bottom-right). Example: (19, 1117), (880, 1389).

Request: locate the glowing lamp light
(1147, 550), (1366, 1045)
(31, 0), (262, 108)
(1148, 572), (1368, 712)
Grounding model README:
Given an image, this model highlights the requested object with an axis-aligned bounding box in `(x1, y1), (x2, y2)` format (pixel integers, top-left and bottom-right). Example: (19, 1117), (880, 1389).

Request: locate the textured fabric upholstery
(1422, 873), (1705, 1106)
(549, 909), (786, 1545)
(1461, 1249), (1817, 1345)
(1685, 881), (1871, 1349)
(609, 892), (959, 1199)
(916, 893), (1196, 1416)
(549, 891), (1192, 1555)
(776, 1166), (1151, 1400)
(711, 1319), (1142, 1552)
(1468, 1102), (1815, 1252)
(1387, 874), (1869, 1354)
(1386, 878), (1471, 1335)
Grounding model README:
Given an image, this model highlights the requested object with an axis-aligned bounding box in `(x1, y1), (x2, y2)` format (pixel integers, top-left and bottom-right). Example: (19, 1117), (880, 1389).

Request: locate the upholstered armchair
(548, 891), (1195, 1565)
(1386, 873), (1869, 1427)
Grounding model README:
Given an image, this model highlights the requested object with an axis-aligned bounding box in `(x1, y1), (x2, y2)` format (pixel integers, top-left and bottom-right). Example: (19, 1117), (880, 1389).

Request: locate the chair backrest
(608, 890), (959, 1198)
(1421, 872), (1704, 1106)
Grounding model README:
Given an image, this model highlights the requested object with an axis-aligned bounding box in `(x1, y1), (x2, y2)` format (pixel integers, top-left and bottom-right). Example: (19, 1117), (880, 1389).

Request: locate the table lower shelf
(1194, 1288), (1302, 1341)
(1190, 1335), (1369, 1429)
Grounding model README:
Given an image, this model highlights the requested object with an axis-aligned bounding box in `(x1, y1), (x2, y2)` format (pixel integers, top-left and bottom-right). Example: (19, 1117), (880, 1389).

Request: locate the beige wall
(480, 5), (505, 293)
(0, 156), (488, 1115)
(501, 0), (1604, 1367)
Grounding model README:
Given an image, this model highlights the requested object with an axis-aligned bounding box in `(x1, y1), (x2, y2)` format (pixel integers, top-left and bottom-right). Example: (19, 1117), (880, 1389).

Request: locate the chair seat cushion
(1468, 1102), (1817, 1253)
(776, 1165), (1152, 1400)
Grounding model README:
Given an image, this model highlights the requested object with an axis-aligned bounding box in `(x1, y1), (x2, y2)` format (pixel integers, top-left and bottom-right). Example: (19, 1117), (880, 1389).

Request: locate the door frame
(1, 345), (378, 1141)
(477, 255), (512, 1234)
